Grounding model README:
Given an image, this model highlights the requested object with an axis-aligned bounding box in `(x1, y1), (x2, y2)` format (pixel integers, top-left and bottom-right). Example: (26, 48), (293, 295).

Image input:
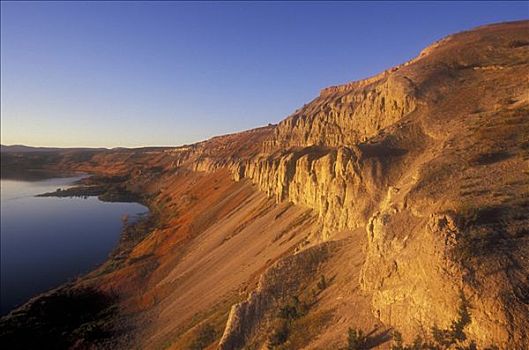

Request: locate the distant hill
(0, 144), (107, 153)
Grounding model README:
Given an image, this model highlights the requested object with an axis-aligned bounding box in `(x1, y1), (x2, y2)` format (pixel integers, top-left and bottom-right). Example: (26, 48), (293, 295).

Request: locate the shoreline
(0, 173), (157, 346)
(36, 174), (145, 203)
(33, 173), (157, 276)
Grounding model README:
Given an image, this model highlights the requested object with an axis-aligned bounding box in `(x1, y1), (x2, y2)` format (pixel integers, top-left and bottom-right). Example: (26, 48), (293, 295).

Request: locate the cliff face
(267, 72), (417, 150)
(2, 21), (528, 350)
(204, 21), (529, 348)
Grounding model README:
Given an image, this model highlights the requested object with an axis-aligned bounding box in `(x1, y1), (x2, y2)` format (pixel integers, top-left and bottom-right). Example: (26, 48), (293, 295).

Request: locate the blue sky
(1, 1), (527, 147)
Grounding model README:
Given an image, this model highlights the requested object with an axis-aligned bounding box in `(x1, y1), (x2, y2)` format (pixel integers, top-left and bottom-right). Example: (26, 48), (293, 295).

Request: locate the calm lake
(0, 176), (147, 315)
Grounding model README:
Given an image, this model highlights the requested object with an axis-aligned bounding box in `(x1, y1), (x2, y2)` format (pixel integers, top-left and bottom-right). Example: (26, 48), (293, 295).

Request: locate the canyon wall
(180, 21), (529, 348)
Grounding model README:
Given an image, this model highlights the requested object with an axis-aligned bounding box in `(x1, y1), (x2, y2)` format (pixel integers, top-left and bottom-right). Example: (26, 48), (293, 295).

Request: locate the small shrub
(188, 323), (217, 350)
(510, 39), (529, 48)
(411, 336), (425, 349)
(391, 330), (404, 350)
(431, 291), (471, 347)
(317, 275), (327, 291)
(390, 292), (491, 350)
(347, 328), (366, 350)
(451, 292), (471, 341)
(268, 320), (289, 348)
(279, 304), (299, 321)
(278, 295), (308, 321)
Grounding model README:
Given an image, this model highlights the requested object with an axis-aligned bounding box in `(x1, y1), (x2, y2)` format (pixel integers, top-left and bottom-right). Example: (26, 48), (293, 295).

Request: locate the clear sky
(1, 1), (527, 148)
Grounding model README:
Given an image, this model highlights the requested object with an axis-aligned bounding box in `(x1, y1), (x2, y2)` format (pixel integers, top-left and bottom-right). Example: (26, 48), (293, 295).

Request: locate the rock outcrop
(268, 72), (417, 150)
(218, 242), (336, 349)
(193, 21), (529, 348)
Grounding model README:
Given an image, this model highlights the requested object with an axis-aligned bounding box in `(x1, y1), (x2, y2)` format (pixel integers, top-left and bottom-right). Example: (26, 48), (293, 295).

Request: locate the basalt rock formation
(1, 21), (528, 349)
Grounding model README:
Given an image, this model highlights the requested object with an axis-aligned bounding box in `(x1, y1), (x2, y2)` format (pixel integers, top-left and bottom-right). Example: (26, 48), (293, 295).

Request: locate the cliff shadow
(363, 326), (393, 349)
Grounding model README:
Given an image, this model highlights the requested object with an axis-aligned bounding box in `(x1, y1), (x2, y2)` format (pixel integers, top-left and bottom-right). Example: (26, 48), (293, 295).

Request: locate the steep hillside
(224, 21), (529, 348)
(1, 21), (528, 350)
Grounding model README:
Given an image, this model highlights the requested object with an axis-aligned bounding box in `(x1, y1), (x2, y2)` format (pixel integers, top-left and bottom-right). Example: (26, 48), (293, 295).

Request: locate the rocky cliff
(1, 21), (528, 350)
(189, 21), (529, 348)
